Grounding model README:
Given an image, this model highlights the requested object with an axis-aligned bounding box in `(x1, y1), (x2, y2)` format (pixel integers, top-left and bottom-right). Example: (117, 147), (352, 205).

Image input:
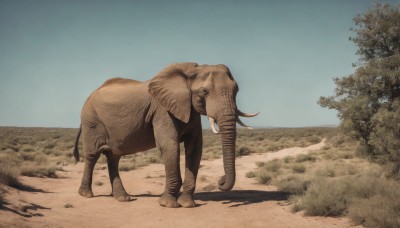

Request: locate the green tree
(319, 3), (400, 176)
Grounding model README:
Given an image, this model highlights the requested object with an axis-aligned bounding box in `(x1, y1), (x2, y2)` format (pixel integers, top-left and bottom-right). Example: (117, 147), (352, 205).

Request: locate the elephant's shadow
(194, 190), (289, 207)
(134, 190), (289, 207)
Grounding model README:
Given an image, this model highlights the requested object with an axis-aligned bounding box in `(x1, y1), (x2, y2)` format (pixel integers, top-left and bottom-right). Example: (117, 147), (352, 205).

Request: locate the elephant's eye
(199, 88), (208, 97)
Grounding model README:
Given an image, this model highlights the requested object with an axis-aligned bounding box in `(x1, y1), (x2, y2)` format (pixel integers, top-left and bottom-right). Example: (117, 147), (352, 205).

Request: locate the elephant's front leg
(158, 142), (182, 208)
(154, 126), (182, 208)
(178, 129), (202, 208)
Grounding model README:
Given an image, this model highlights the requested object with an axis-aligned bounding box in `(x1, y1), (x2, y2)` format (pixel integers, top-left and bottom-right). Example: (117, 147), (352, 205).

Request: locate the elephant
(73, 62), (258, 208)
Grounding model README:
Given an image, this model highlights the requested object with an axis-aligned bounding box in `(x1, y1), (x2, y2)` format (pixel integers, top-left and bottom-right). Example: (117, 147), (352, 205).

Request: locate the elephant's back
(99, 77), (141, 88)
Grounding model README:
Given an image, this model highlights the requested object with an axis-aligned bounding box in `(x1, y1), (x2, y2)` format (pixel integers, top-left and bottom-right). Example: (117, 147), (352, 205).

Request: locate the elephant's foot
(177, 193), (196, 208)
(78, 186), (94, 198)
(113, 190), (132, 202)
(159, 193), (179, 208)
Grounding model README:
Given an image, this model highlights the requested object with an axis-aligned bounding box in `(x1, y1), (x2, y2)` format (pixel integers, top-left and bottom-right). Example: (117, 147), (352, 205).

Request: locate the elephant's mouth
(207, 110), (259, 134)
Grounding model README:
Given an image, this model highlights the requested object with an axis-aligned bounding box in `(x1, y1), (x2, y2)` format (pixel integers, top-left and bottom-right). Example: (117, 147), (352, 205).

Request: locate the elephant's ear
(148, 62), (198, 123)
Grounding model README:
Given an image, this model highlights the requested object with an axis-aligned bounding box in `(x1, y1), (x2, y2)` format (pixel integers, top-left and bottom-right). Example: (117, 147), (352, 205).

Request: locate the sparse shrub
(275, 175), (310, 195)
(262, 159), (281, 172)
(292, 164), (306, 173)
(349, 189), (400, 228)
(119, 163), (136, 172)
(20, 165), (57, 178)
(64, 203), (73, 208)
(44, 143), (56, 149)
(146, 155), (160, 164)
(295, 154), (316, 163)
(8, 145), (19, 152)
(19, 152), (36, 161)
(337, 151), (354, 159)
(300, 178), (349, 216)
(236, 147), (252, 156)
(23, 147), (34, 152)
(246, 171), (256, 178)
(283, 156), (293, 163)
(315, 166), (336, 177)
(256, 169), (272, 184)
(255, 161), (265, 167)
(322, 145), (331, 150)
(308, 136), (321, 144)
(0, 156), (20, 186)
(94, 181), (103, 186)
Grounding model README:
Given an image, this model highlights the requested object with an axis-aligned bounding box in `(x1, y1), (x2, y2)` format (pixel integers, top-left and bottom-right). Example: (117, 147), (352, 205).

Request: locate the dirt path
(1, 140), (358, 228)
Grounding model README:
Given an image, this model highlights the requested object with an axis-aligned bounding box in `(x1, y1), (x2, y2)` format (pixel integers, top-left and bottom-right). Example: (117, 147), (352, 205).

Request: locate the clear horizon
(1, 0), (398, 128)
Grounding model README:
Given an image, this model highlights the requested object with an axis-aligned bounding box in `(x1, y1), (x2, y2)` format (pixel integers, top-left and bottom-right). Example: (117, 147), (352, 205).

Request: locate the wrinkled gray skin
(74, 62), (242, 208)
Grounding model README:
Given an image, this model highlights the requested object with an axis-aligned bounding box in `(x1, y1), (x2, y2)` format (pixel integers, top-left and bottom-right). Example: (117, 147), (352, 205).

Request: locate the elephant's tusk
(237, 109), (259, 118)
(237, 118), (253, 129)
(208, 117), (220, 134)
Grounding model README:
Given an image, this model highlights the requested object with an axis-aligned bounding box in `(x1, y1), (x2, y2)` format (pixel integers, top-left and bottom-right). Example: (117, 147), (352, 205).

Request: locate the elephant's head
(149, 62), (257, 191)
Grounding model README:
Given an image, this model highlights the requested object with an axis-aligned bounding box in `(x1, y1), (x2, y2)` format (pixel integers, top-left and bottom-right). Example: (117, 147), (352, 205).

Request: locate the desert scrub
(245, 171), (256, 178)
(274, 175), (311, 194)
(298, 178), (350, 216)
(255, 169), (272, 184)
(119, 163), (136, 172)
(236, 146), (252, 156)
(64, 203), (73, 208)
(261, 159), (282, 172)
(0, 155), (21, 186)
(291, 164), (306, 173)
(349, 185), (400, 228)
(295, 154), (316, 163)
(20, 165), (57, 178)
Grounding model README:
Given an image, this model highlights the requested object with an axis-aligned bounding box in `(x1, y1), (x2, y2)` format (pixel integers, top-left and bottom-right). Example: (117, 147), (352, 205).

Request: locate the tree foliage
(319, 3), (400, 176)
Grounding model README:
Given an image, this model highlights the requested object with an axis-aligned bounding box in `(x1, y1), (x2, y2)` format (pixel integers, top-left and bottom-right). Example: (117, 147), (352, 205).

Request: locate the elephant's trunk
(216, 92), (237, 191)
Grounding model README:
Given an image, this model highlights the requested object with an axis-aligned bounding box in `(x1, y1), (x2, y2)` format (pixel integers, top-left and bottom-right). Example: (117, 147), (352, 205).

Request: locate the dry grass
(64, 203), (73, 208)
(0, 153), (21, 187)
(250, 136), (400, 227)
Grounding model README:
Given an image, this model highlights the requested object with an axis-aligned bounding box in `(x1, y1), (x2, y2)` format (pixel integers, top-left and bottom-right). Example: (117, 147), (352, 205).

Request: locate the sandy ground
(0, 140), (359, 228)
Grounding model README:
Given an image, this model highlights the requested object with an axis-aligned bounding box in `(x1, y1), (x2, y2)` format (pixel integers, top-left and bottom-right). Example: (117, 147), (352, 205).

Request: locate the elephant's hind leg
(78, 152), (100, 198)
(78, 124), (106, 198)
(105, 152), (131, 202)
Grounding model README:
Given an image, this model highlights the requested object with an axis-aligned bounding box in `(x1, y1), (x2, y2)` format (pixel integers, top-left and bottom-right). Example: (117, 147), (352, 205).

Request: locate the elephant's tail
(73, 124), (82, 164)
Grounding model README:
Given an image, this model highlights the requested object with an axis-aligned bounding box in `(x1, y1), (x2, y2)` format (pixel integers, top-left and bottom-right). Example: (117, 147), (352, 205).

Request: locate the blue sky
(1, 0), (398, 128)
